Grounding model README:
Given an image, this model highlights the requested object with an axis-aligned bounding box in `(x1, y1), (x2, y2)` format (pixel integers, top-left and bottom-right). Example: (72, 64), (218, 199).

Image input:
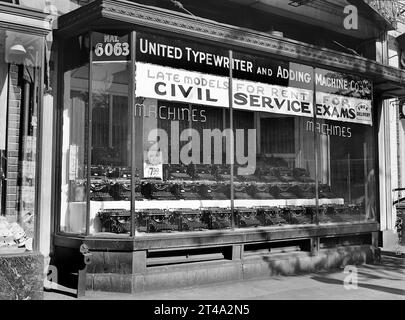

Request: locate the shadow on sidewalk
(310, 275), (405, 296)
(356, 270), (404, 282)
(44, 286), (78, 299)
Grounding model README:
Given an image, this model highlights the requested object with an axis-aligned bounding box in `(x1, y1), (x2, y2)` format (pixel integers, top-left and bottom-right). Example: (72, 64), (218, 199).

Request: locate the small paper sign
(143, 163), (163, 179)
(143, 149), (163, 179)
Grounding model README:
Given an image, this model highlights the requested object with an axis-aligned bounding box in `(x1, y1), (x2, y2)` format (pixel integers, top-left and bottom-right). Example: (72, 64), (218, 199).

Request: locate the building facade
(1, 0), (405, 296)
(0, 1), (52, 299)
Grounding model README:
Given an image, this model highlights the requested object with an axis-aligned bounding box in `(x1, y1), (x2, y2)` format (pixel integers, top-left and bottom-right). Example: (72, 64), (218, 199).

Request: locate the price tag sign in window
(92, 33), (131, 62)
(144, 150), (163, 179)
(144, 163), (163, 179)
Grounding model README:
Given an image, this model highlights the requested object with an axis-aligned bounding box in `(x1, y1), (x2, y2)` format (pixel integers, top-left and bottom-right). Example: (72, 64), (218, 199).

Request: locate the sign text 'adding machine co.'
(134, 32), (372, 125)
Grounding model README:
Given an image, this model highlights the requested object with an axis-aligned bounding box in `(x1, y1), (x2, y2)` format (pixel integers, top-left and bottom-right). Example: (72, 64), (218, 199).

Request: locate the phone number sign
(92, 33), (130, 62)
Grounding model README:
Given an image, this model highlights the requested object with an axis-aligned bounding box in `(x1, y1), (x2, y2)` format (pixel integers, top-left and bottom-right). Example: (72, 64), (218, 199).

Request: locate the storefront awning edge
(56, 0), (405, 96)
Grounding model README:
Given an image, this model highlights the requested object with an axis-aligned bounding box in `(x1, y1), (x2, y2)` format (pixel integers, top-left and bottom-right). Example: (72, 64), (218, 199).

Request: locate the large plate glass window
(134, 33), (233, 234)
(0, 30), (43, 250)
(315, 68), (375, 223)
(60, 33), (89, 234)
(89, 31), (131, 235)
(134, 32), (321, 234)
(58, 29), (378, 238)
(230, 52), (318, 227)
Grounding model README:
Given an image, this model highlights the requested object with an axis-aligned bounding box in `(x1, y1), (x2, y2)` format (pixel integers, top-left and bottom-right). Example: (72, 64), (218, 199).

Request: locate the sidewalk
(44, 250), (405, 300)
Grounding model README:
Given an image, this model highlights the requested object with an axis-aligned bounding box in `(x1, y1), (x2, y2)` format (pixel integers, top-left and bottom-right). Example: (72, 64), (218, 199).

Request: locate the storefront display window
(132, 33), (318, 233)
(60, 34), (89, 234)
(58, 29), (377, 238)
(0, 30), (43, 251)
(314, 68), (375, 223)
(90, 31), (131, 235)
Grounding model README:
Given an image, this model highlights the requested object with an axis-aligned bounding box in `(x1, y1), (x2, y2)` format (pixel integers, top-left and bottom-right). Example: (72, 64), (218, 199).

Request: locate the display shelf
(90, 198), (344, 212)
(88, 198), (345, 233)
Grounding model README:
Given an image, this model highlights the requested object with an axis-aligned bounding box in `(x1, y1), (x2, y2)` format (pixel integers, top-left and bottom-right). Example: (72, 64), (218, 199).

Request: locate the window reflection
(60, 34), (89, 234)
(0, 31), (43, 251)
(90, 89), (131, 204)
(90, 35), (131, 235)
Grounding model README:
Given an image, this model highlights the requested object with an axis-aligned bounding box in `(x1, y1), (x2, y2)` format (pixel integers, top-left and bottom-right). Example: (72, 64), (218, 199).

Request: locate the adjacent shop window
(0, 30), (43, 251)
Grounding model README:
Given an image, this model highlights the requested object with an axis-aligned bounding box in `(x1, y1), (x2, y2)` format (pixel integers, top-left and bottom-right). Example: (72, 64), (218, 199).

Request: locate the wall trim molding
(0, 2), (52, 35)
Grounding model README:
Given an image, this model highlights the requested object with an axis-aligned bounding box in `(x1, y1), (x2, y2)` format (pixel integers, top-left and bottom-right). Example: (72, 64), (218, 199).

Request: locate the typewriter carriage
(236, 208), (261, 228)
(97, 209), (131, 234)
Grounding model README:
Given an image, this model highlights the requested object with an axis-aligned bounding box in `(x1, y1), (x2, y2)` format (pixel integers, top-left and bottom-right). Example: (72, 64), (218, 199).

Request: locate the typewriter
(269, 183), (297, 199)
(97, 209), (131, 233)
(194, 164), (217, 181)
(133, 183), (143, 200)
(109, 181), (144, 201)
(209, 183), (229, 200)
(233, 183), (253, 199)
(139, 209), (180, 233)
(140, 181), (153, 199)
(319, 184), (337, 198)
(235, 165), (259, 182)
(282, 206), (313, 224)
(236, 208), (261, 227)
(197, 183), (214, 199)
(237, 173), (259, 182)
(178, 183), (202, 200)
(170, 183), (185, 199)
(247, 183), (275, 199)
(91, 165), (107, 178)
(168, 164), (192, 181)
(257, 167), (281, 183)
(119, 167), (132, 179)
(140, 180), (178, 200)
(135, 209), (148, 232)
(317, 205), (334, 223)
(135, 211), (148, 233)
(106, 167), (120, 178)
(214, 165), (232, 181)
(256, 207), (287, 226)
(176, 209), (208, 231)
(90, 179), (113, 201)
(109, 181), (130, 201)
(293, 168), (315, 183)
(202, 207), (232, 229)
(186, 162), (197, 179)
(152, 181), (178, 200)
(323, 204), (361, 223)
(277, 167), (297, 183)
(291, 183), (316, 199)
(303, 206), (344, 224)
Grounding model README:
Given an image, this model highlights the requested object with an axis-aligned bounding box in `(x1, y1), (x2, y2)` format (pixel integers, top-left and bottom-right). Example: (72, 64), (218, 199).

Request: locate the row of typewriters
(96, 205), (364, 234)
(89, 163), (338, 201)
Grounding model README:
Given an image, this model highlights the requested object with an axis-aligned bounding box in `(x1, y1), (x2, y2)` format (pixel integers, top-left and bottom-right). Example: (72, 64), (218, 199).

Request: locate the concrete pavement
(44, 249), (405, 300)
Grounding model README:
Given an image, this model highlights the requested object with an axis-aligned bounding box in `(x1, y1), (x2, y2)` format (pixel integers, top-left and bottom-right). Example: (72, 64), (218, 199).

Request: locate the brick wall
(5, 64), (21, 222)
